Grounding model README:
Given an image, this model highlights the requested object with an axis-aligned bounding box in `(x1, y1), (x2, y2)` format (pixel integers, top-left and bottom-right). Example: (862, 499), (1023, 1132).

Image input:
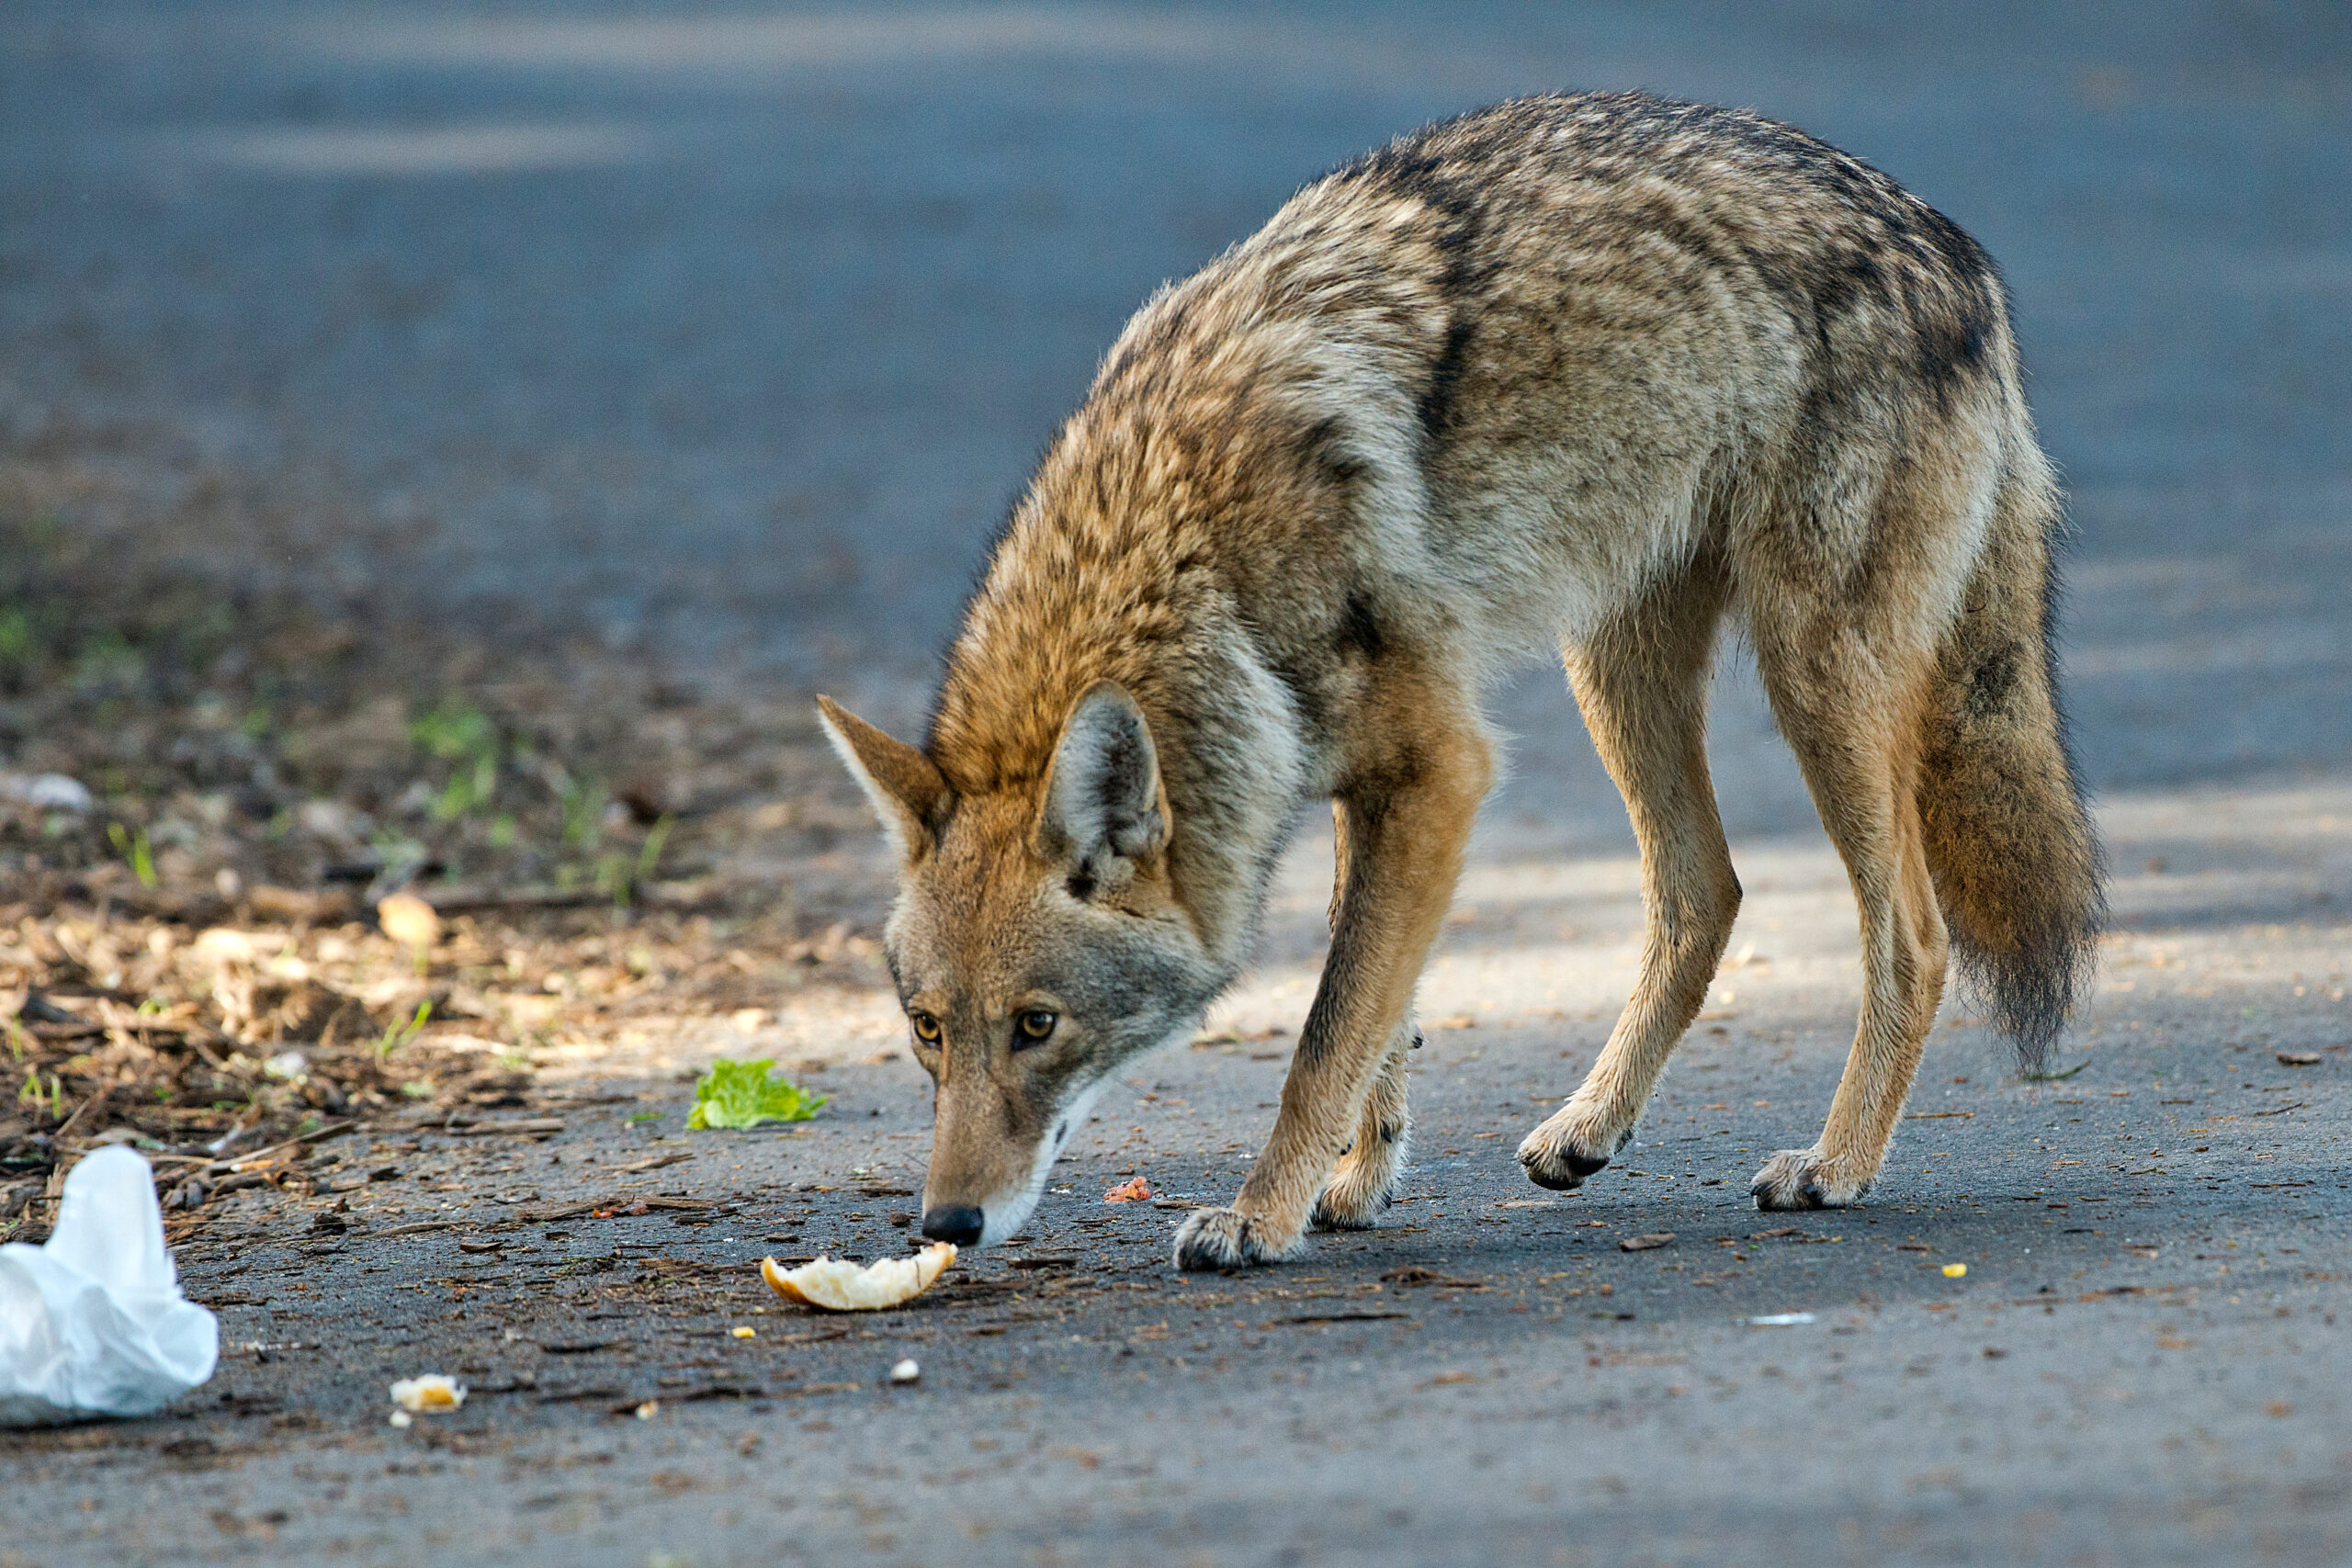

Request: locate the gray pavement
(5, 4), (2351, 1565)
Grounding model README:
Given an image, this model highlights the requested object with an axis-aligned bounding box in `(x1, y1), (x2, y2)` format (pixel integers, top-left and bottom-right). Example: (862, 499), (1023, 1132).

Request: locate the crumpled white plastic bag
(1, 1145), (220, 1426)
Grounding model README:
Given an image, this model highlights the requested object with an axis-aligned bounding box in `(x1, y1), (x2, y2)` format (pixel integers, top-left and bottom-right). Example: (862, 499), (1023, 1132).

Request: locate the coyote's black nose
(921, 1204), (983, 1246)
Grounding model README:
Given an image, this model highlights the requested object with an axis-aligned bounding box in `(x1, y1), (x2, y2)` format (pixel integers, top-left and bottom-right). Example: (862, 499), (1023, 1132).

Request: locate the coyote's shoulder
(826, 92), (2100, 1261)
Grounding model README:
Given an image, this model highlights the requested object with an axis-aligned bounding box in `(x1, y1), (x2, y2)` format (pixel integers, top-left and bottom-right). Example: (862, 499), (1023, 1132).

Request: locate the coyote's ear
(1035, 683), (1169, 886)
(815, 696), (950, 860)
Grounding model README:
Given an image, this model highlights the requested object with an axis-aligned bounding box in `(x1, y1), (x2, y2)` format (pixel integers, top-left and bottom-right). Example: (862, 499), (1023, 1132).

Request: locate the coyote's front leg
(1310, 1021), (1414, 1230)
(1312, 804), (1415, 1232)
(1175, 697), (1489, 1270)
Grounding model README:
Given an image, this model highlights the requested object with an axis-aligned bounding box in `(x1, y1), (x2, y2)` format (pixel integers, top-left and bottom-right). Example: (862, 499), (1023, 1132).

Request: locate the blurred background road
(4, 0), (2347, 846)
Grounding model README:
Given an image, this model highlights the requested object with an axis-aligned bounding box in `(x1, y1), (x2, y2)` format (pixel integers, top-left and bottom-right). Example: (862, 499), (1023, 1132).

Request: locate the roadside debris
(1619, 1232), (1675, 1252)
(1381, 1266), (1485, 1290)
(2277, 1051), (2322, 1066)
(390, 1373), (467, 1414)
(888, 1359), (921, 1384)
(375, 891), (443, 953)
(0, 1146), (219, 1426)
(0, 773), (94, 813)
(1102, 1176), (1151, 1202)
(761, 1243), (956, 1311)
(688, 1058), (827, 1130)
(1742, 1313), (1817, 1326)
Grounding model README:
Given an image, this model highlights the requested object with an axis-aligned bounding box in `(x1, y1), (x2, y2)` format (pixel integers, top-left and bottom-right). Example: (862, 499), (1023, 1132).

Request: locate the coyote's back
(827, 93), (2103, 1258)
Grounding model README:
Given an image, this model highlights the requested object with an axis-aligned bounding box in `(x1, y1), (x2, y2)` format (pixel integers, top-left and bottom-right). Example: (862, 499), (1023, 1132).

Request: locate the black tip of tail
(1952, 858), (2107, 1077)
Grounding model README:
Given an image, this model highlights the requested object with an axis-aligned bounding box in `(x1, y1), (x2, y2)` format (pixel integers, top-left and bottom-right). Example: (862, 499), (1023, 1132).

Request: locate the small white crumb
(388, 1410), (413, 1428)
(390, 1374), (466, 1413)
(888, 1359), (921, 1384)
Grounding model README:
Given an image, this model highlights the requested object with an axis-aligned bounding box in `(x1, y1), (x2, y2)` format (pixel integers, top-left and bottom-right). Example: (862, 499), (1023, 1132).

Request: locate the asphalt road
(7, 789), (2350, 1568)
(5, 4), (2350, 1565)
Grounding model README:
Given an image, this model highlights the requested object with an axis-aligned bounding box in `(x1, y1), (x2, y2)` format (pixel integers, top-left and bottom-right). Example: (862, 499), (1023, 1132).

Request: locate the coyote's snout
(820, 92), (2104, 1267)
(818, 686), (1227, 1247)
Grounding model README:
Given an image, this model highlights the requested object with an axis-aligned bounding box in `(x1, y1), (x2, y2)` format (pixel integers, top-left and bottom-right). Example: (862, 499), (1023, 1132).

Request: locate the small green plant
(587, 814), (675, 911)
(410, 701), (494, 759)
(559, 773), (605, 851)
(17, 1071), (62, 1119)
(411, 702), (501, 820)
(374, 999), (433, 1062)
(593, 850), (633, 908)
(107, 822), (157, 888)
(637, 813), (673, 886)
(71, 629), (145, 694)
(0, 605), (33, 667)
(2021, 1058), (2089, 1083)
(686, 1058), (826, 1130)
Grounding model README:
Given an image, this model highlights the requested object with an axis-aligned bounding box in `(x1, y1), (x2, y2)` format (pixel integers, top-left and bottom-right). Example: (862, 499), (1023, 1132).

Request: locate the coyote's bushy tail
(1916, 457), (2106, 1073)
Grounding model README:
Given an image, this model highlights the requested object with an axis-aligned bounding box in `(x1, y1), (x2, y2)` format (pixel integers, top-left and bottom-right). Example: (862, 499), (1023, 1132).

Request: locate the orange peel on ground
(760, 1243), (956, 1311)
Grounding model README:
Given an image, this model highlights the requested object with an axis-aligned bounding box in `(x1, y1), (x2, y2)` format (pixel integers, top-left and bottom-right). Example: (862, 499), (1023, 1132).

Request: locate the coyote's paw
(1172, 1206), (1300, 1271)
(1313, 1124), (1408, 1231)
(1750, 1148), (1873, 1212)
(1516, 1104), (1629, 1191)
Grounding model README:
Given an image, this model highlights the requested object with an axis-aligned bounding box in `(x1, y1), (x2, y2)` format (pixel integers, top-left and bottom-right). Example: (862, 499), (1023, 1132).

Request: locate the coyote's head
(816, 684), (1222, 1247)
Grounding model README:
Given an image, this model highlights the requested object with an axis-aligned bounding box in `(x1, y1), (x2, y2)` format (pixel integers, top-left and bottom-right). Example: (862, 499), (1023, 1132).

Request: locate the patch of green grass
(413, 702), (503, 820)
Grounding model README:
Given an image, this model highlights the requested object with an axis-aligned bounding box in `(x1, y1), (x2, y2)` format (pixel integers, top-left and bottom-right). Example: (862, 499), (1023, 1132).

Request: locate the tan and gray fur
(820, 92), (2104, 1268)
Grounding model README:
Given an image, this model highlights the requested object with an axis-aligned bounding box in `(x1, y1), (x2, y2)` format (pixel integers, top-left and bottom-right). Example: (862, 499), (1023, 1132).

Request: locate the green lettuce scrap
(686, 1057), (827, 1130)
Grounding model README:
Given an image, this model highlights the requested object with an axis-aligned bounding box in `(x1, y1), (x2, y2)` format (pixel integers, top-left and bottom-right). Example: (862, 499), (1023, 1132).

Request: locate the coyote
(820, 92), (2103, 1269)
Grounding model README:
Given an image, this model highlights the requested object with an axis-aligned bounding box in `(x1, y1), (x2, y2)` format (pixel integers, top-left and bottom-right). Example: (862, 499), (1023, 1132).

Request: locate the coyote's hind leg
(1521, 558), (1739, 1190)
(1746, 610), (1951, 1210)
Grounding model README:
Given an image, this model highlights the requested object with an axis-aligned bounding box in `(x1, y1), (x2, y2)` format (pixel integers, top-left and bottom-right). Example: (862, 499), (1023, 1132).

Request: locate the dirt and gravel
(3, 3), (2347, 1566)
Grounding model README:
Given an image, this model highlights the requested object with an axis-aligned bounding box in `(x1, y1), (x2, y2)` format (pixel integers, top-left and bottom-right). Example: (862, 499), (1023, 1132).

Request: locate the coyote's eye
(909, 1011), (942, 1044)
(1014, 1010), (1057, 1046)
